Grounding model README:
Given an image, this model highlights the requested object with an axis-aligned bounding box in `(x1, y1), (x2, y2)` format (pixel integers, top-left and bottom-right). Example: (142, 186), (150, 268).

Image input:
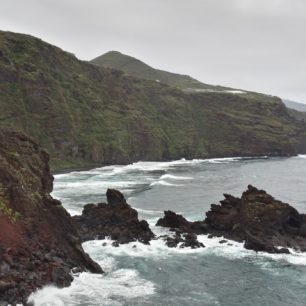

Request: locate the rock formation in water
(157, 185), (306, 254)
(156, 210), (207, 234)
(161, 232), (205, 249)
(155, 211), (206, 249)
(73, 189), (154, 245)
(0, 129), (102, 305)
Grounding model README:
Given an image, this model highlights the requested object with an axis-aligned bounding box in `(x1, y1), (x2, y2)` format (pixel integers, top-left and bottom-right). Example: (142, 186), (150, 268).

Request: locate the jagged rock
(205, 185), (306, 253)
(107, 188), (127, 207)
(156, 185), (306, 254)
(0, 129), (102, 305)
(162, 232), (205, 249)
(244, 231), (289, 254)
(165, 236), (183, 248)
(180, 233), (205, 249)
(156, 210), (207, 234)
(73, 189), (155, 244)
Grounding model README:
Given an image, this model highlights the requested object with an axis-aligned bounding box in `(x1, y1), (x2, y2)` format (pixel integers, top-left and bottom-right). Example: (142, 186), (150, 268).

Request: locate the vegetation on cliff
(1, 30), (306, 171)
(91, 50), (228, 90)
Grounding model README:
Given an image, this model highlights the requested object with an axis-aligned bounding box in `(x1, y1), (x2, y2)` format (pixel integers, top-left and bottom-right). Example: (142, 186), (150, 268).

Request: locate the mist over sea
(29, 156), (306, 306)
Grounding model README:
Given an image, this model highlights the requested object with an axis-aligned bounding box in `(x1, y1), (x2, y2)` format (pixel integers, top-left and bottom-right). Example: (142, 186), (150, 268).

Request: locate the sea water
(28, 156), (306, 305)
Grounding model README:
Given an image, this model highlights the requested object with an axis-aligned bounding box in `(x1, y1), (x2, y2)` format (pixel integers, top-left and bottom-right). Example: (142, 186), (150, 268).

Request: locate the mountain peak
(91, 51), (221, 90)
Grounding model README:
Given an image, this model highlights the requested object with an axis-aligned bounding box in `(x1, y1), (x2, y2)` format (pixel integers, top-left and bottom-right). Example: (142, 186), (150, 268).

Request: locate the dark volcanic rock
(162, 232), (204, 249)
(156, 211), (205, 249)
(73, 189), (155, 244)
(156, 185), (306, 254)
(205, 185), (306, 253)
(156, 210), (207, 234)
(0, 129), (102, 305)
(180, 233), (205, 249)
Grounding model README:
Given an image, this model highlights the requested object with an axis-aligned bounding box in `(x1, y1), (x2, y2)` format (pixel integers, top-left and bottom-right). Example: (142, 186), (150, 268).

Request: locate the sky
(1, 0), (306, 103)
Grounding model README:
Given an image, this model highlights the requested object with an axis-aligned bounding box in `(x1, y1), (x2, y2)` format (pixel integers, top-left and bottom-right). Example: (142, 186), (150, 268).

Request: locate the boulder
(156, 210), (207, 234)
(73, 189), (155, 244)
(162, 232), (205, 249)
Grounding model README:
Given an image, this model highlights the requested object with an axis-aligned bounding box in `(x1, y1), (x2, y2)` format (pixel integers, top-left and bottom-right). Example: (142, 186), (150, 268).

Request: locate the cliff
(0, 129), (102, 304)
(1, 30), (306, 171)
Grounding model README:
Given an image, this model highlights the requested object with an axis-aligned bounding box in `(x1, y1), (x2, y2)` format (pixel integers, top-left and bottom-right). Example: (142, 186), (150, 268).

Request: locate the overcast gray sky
(1, 0), (305, 103)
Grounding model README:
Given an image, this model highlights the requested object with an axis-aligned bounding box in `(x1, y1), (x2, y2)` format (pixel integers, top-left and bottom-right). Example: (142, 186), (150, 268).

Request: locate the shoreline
(51, 154), (293, 175)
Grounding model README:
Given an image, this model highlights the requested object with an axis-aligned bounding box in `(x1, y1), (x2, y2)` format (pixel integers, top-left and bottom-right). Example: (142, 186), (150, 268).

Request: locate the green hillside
(91, 51), (228, 91)
(1, 30), (306, 171)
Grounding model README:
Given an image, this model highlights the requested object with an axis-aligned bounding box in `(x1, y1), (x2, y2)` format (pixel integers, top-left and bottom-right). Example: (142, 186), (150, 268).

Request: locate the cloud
(0, 0), (305, 103)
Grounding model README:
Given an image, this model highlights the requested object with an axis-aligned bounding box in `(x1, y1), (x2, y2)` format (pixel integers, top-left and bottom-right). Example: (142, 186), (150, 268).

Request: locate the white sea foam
(28, 262), (155, 306)
(207, 157), (242, 164)
(54, 159), (204, 180)
(55, 180), (139, 189)
(53, 156), (267, 184)
(160, 174), (193, 180)
(28, 232), (306, 306)
(83, 232), (306, 269)
(297, 154), (306, 159)
(134, 207), (164, 214)
(150, 180), (182, 187)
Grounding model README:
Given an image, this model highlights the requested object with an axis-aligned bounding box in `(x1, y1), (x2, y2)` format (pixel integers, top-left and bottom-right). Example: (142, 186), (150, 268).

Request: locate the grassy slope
(1, 31), (306, 171)
(91, 51), (229, 90)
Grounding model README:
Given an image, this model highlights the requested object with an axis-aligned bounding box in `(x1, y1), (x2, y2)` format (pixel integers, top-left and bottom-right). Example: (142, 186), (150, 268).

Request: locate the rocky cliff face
(0, 129), (102, 305)
(1, 31), (306, 171)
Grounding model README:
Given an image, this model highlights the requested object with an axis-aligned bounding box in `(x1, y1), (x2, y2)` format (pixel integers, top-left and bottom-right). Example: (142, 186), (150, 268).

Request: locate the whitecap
(297, 154), (306, 159)
(134, 207), (164, 214)
(28, 267), (155, 306)
(85, 232), (306, 269)
(159, 174), (193, 180)
(207, 157), (242, 164)
(150, 180), (182, 187)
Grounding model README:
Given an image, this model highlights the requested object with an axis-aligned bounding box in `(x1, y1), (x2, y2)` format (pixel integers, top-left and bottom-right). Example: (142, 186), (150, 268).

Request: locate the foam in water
(297, 154), (306, 159)
(46, 156), (306, 305)
(28, 264), (155, 306)
(160, 174), (193, 180)
(82, 230), (306, 270)
(150, 180), (182, 187)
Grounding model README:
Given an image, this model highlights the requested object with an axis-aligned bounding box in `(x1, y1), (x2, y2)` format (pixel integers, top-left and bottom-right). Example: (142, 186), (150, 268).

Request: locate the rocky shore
(2, 128), (306, 304)
(0, 130), (102, 305)
(73, 189), (154, 245)
(156, 185), (306, 254)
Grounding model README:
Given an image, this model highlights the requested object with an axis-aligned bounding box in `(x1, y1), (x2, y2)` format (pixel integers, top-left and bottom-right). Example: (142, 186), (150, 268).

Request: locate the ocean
(28, 156), (306, 306)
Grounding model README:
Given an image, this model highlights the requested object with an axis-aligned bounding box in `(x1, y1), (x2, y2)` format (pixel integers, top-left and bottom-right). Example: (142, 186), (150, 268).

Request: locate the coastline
(51, 153), (293, 175)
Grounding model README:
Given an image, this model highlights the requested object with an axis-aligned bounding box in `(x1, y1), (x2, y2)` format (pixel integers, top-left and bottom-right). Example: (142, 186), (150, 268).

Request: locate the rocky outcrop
(161, 232), (205, 249)
(156, 211), (206, 249)
(205, 185), (306, 253)
(156, 210), (207, 234)
(156, 185), (306, 254)
(0, 129), (102, 305)
(73, 189), (154, 244)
